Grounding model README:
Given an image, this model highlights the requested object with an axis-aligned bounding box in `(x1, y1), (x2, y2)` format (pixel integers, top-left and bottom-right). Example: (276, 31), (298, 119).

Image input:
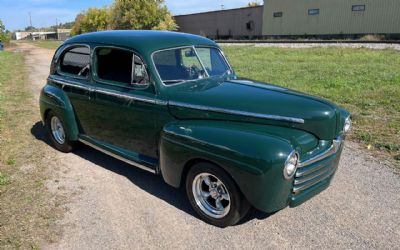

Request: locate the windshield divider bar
(192, 46), (210, 78)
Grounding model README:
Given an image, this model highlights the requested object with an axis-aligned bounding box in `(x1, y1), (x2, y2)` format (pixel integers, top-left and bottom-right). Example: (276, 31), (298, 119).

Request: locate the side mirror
(185, 50), (196, 57)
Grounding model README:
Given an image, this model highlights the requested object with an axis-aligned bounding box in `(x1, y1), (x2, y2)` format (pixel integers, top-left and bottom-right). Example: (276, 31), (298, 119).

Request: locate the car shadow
(31, 121), (273, 225)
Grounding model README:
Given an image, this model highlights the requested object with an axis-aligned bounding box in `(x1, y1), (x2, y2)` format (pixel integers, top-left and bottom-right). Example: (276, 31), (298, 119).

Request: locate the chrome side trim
(48, 76), (167, 106)
(169, 101), (305, 124)
(49, 76), (93, 92)
(78, 139), (157, 174)
(299, 137), (342, 168)
(95, 87), (167, 105)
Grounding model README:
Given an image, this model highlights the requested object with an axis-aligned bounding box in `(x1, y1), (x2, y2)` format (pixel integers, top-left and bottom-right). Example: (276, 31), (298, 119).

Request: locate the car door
(87, 46), (167, 160)
(53, 44), (97, 135)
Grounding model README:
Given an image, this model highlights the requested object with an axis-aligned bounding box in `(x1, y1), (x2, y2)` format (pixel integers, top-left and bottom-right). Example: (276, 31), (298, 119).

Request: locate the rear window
(59, 46), (90, 77)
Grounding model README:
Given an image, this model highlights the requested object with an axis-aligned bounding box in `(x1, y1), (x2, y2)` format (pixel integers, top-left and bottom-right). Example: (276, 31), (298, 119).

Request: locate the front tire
(186, 162), (250, 227)
(45, 111), (76, 153)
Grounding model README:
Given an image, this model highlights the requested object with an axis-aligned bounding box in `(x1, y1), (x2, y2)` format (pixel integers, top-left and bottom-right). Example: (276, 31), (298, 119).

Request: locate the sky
(0, 0), (259, 31)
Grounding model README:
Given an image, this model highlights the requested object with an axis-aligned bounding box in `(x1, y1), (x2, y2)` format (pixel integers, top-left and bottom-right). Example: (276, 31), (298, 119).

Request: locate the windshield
(153, 46), (232, 85)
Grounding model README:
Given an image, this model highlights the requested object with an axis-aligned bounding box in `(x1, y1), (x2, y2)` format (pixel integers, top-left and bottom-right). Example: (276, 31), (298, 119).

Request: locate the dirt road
(17, 43), (400, 249)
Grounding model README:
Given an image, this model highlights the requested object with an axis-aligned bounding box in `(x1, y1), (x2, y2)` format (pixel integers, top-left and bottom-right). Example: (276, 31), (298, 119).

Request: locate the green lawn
(223, 46), (400, 161)
(0, 52), (62, 248)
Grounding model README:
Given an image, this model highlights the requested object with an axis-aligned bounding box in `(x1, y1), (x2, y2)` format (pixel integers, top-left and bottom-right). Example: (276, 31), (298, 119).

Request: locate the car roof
(64, 30), (218, 54)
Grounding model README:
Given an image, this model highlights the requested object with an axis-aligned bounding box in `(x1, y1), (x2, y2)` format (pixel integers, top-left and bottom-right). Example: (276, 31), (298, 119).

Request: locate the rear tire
(186, 162), (250, 227)
(45, 111), (76, 153)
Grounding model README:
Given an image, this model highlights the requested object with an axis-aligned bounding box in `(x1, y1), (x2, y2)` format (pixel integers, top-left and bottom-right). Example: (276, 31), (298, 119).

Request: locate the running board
(78, 139), (157, 174)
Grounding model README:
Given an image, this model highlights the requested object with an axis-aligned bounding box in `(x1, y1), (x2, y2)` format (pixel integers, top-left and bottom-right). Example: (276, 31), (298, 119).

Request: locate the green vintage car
(40, 30), (351, 227)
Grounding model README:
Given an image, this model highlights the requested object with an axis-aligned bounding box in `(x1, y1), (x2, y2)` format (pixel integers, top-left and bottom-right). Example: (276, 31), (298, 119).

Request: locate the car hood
(166, 78), (340, 140)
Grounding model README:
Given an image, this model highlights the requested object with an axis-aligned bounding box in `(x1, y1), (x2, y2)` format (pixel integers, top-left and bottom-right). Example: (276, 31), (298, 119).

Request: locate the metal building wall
(174, 6), (264, 39)
(262, 0), (400, 36)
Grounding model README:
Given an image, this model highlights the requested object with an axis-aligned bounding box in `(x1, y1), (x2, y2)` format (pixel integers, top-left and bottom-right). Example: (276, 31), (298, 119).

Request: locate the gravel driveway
(17, 43), (400, 250)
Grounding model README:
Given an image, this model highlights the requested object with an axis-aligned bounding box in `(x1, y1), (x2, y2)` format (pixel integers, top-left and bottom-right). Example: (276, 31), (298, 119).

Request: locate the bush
(359, 34), (385, 41)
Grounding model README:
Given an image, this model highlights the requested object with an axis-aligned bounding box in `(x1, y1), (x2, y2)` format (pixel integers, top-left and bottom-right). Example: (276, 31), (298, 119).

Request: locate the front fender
(159, 120), (318, 212)
(39, 84), (79, 141)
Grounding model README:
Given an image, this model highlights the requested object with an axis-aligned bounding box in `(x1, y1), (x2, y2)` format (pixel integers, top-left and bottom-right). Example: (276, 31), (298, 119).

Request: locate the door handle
(86, 87), (95, 100)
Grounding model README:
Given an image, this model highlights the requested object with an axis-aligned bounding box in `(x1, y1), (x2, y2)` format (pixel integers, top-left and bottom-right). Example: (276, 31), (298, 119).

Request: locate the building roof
(64, 30), (217, 54)
(174, 5), (263, 17)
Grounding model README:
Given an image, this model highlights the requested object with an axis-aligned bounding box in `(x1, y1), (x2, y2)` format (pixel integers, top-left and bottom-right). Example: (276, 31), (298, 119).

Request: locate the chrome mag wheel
(50, 116), (66, 144)
(192, 173), (231, 219)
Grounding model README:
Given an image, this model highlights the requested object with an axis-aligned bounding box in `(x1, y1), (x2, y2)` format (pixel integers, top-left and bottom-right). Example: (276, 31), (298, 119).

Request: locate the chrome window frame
(151, 45), (234, 87)
(92, 45), (151, 90)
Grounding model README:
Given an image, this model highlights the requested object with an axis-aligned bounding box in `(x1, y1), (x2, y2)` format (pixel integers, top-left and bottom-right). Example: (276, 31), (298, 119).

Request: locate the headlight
(344, 116), (352, 133)
(284, 151), (299, 179)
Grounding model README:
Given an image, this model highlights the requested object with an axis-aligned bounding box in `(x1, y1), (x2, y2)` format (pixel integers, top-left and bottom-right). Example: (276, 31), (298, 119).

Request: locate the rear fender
(39, 84), (79, 141)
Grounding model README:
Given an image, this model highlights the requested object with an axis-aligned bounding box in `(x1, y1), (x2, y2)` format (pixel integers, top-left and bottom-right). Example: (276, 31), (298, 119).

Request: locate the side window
(59, 46), (90, 77)
(96, 47), (149, 87)
(132, 55), (149, 85)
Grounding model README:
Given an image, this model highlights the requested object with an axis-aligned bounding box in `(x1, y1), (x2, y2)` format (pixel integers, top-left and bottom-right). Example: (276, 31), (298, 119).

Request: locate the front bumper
(289, 137), (344, 207)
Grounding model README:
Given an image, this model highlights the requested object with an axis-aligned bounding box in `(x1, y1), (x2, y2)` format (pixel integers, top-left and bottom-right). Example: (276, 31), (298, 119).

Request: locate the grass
(0, 51), (63, 249)
(223, 46), (400, 161)
(0, 172), (10, 186)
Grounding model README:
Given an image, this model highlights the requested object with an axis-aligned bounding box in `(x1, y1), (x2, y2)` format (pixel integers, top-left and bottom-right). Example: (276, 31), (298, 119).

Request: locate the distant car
(0, 41), (4, 51)
(40, 31), (351, 227)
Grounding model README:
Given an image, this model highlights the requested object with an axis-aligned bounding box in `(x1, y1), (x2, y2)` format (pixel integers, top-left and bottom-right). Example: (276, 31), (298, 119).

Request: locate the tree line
(71, 0), (177, 36)
(0, 20), (12, 44)
(22, 22), (75, 32)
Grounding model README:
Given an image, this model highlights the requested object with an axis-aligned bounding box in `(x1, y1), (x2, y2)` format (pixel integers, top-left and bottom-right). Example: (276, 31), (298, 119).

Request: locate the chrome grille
(292, 138), (342, 194)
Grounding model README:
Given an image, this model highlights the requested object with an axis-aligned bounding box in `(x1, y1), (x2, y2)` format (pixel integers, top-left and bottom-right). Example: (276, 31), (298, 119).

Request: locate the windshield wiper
(163, 80), (187, 84)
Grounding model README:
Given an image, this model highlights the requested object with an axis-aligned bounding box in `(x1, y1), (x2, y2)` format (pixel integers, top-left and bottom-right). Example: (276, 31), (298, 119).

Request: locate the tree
(71, 8), (110, 36)
(0, 19), (11, 43)
(71, 14), (85, 36)
(110, 0), (177, 30)
(24, 26), (36, 31)
(70, 0), (177, 36)
(248, 1), (261, 7)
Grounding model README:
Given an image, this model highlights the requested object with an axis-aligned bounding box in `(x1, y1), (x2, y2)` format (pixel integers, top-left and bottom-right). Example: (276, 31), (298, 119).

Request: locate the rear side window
(95, 47), (149, 87)
(59, 46), (90, 77)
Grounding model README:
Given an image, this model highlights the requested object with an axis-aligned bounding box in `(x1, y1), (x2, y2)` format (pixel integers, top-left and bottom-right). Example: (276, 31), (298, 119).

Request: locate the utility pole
(29, 12), (32, 28)
(56, 18), (59, 40)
